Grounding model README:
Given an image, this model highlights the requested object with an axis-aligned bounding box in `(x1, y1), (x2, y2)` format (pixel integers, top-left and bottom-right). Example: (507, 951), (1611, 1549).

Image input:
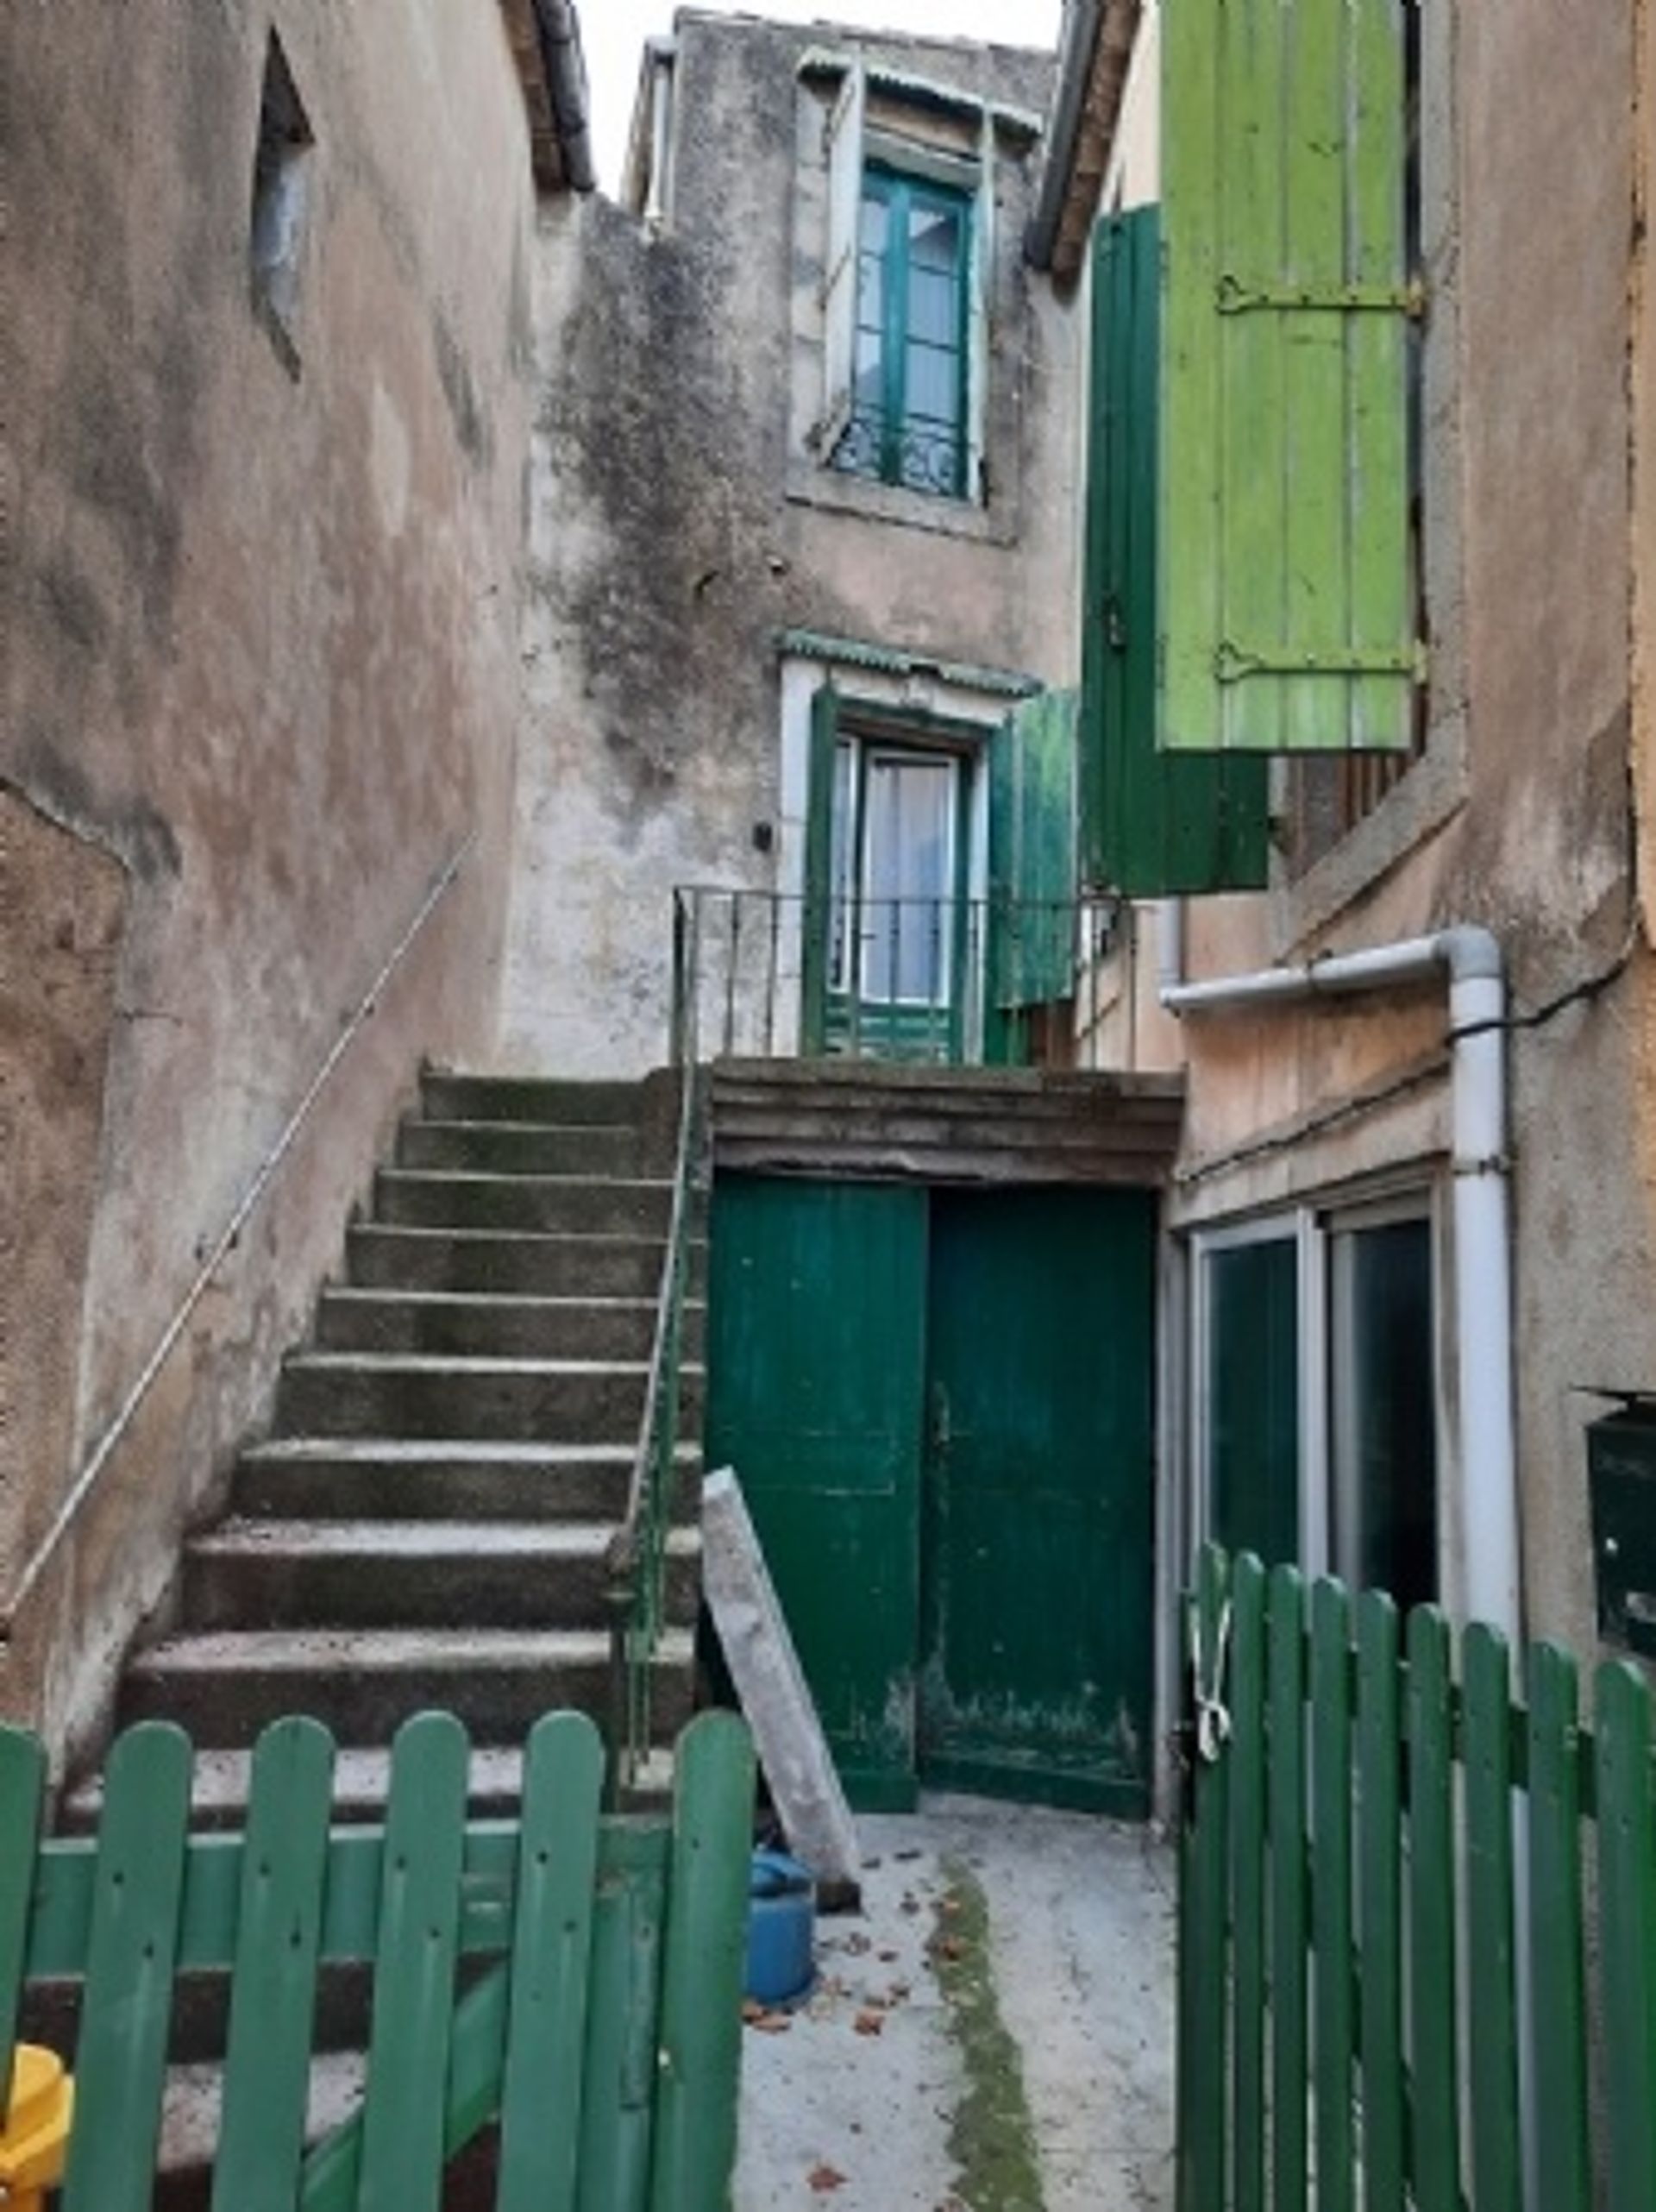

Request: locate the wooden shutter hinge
(1215, 273), (1427, 321)
(1214, 639), (1427, 684)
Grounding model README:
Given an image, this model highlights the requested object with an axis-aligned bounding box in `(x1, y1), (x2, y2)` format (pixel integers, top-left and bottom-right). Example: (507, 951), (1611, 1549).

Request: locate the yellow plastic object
(0, 2045), (73, 2210)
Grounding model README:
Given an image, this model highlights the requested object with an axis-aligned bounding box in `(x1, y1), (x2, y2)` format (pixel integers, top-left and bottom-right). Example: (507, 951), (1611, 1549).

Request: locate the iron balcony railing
(669, 884), (1122, 1068)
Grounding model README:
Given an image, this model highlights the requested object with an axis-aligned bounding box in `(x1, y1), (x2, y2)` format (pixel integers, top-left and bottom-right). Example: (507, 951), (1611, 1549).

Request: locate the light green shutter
(988, 688), (1077, 1021)
(1081, 206), (1270, 894)
(1159, 0), (1414, 753)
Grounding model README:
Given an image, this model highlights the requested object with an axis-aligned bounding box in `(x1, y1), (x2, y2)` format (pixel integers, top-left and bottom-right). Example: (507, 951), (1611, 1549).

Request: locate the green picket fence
(0, 1707), (754, 2211)
(1179, 1548), (1656, 2212)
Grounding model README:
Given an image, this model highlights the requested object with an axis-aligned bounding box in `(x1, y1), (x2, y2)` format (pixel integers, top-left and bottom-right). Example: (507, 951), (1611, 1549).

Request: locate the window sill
(785, 460), (1015, 547)
(1269, 713), (1469, 958)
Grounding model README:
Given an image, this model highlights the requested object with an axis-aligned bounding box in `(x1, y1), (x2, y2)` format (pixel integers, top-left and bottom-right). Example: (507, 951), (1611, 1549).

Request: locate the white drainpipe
(1161, 927), (1521, 1643)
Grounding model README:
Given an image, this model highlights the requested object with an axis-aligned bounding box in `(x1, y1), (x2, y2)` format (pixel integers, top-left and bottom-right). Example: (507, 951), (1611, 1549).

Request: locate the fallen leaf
(853, 2008), (886, 2035)
(752, 2009), (794, 2033)
(741, 1998), (766, 2023)
(808, 2164), (848, 2193)
(877, 1947), (900, 1962)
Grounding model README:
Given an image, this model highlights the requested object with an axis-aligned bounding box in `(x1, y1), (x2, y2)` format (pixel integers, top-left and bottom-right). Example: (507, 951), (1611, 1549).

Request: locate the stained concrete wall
(1147, 0), (1652, 1656)
(2, 0), (537, 1761)
(502, 13), (1070, 1074)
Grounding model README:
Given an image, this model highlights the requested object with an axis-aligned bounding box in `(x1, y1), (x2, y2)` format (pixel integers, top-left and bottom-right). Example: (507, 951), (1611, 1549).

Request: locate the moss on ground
(932, 1854), (1046, 2212)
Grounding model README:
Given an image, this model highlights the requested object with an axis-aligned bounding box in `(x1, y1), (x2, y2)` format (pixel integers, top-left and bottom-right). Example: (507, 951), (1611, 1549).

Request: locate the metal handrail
(605, 1032), (705, 1800)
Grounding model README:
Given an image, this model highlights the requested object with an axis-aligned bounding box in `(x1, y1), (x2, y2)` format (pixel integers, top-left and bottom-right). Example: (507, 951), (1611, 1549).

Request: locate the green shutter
(988, 688), (1076, 1016)
(1080, 207), (1270, 893)
(1159, 0), (1414, 753)
(800, 682), (838, 1054)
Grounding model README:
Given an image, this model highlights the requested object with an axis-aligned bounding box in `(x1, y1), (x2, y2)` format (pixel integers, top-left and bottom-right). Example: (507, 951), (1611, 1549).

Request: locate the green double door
(706, 1176), (1156, 1814)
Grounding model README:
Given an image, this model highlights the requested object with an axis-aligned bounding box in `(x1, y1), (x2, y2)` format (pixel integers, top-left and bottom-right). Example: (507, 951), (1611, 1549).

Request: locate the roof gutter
(531, 0), (595, 192)
(1164, 928), (1521, 1645)
(1026, 0), (1104, 270)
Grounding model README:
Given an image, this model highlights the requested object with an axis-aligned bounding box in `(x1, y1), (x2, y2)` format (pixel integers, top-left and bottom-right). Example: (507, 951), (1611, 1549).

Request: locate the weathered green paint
(1266, 1568), (1307, 2212)
(648, 1713), (756, 2212)
(1463, 1628), (1521, 2212)
(213, 1718), (336, 2212)
(1596, 1662), (1656, 2212)
(919, 1186), (1155, 1813)
(0, 1725), (45, 2111)
(1159, 0), (1414, 753)
(1406, 1607), (1459, 2212)
(496, 1712), (605, 2212)
(1309, 1580), (1354, 2212)
(987, 689), (1078, 1055)
(1081, 208), (1268, 891)
(60, 1722), (193, 2212)
(1354, 1591), (1404, 2212)
(706, 1174), (928, 1807)
(1226, 1555), (1267, 2212)
(1526, 1643), (1593, 2212)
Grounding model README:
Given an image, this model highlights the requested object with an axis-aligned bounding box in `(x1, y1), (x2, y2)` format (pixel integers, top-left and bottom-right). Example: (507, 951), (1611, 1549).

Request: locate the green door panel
(704, 1177), (926, 1809)
(920, 1188), (1157, 1815)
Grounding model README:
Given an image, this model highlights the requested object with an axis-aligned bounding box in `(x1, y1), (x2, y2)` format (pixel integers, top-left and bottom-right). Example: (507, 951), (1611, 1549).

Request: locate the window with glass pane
(1330, 1217), (1438, 1614)
(833, 167), (969, 499)
(1206, 1238), (1301, 1570)
(860, 753), (954, 1003)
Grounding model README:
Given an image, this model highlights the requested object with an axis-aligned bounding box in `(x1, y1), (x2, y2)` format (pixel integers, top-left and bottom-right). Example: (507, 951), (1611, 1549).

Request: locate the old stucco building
(1032, 0), (1656, 1728)
(3, 0), (585, 1760)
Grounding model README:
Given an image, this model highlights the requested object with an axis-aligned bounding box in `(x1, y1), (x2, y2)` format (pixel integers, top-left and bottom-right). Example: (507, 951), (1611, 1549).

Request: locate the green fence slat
(1228, 1554), (1268, 2212)
(1595, 1661), (1656, 2212)
(0, 1726), (47, 2113)
(1310, 1580), (1354, 2212)
(1268, 1564), (1308, 2212)
(1526, 1643), (1591, 2212)
(649, 1713), (756, 2212)
(212, 1718), (336, 2212)
(496, 1712), (605, 2212)
(355, 1711), (471, 2212)
(1354, 1593), (1403, 2212)
(575, 1832), (668, 2212)
(1178, 1548), (1230, 2212)
(60, 1721), (194, 2212)
(1406, 1607), (1459, 2212)
(1463, 1626), (1520, 2212)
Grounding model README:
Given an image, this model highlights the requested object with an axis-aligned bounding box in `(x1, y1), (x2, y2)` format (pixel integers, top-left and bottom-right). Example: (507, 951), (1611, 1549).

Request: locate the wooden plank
(649, 1713), (756, 2212)
(1595, 1660), (1656, 2212)
(1227, 1553), (1268, 2212)
(576, 1837), (668, 2212)
(60, 1721), (194, 2212)
(355, 1711), (471, 2212)
(1405, 1607), (1460, 2212)
(495, 1712), (605, 2212)
(1354, 1592), (1404, 2212)
(1463, 1626), (1520, 2212)
(1267, 1565), (1308, 2212)
(213, 1718), (336, 2212)
(1525, 1643), (1592, 2212)
(0, 1727), (46, 2114)
(1310, 1579), (1354, 2212)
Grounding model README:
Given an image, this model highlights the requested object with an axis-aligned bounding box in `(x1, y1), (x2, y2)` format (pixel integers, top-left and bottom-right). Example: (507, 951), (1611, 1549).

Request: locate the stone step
(273, 1352), (705, 1442)
(152, 2052), (373, 2208)
(421, 1073), (643, 1126)
(181, 1520), (701, 1632)
(373, 1169), (673, 1237)
(119, 1625), (696, 1741)
(397, 1118), (645, 1178)
(346, 1226), (678, 1298)
(314, 1287), (692, 1361)
(60, 1740), (676, 1836)
(232, 1438), (699, 1523)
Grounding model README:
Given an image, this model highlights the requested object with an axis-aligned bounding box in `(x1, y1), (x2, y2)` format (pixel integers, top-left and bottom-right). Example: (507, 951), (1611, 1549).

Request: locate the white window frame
(1188, 1187), (1441, 1594)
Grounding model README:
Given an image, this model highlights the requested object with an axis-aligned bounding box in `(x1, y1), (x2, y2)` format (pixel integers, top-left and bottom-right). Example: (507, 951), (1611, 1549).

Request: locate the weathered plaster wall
(502, 15), (1071, 1073)
(2, 0), (536, 1759)
(1164, 0), (1650, 1655)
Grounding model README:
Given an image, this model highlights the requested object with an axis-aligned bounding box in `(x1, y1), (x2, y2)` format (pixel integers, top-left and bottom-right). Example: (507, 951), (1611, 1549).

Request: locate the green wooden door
(704, 1176), (927, 1810)
(919, 1187), (1157, 1815)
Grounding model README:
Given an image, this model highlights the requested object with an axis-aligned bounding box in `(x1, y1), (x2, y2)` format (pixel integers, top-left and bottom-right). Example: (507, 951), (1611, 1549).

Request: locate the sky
(580, 1), (1065, 196)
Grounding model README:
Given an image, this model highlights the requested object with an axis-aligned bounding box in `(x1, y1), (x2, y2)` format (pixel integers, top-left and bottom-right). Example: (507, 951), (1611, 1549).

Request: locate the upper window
(815, 62), (995, 508)
(833, 168), (971, 500)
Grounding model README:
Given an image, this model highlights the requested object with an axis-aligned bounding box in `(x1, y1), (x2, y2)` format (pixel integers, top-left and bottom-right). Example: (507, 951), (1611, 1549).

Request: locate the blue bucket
(744, 1849), (816, 2007)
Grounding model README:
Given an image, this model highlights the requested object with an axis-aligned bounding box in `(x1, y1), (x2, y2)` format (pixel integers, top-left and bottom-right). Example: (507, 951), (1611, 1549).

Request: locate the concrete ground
(734, 1798), (1176, 2212)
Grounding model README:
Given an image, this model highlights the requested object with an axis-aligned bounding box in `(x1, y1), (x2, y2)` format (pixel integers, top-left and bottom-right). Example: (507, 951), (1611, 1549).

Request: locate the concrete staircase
(65, 1067), (704, 1826)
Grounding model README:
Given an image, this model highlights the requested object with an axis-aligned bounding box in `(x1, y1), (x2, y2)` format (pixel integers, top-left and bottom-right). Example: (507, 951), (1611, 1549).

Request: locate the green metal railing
(1179, 1546), (1656, 2212)
(606, 1056), (704, 1801)
(0, 1707), (753, 2210)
